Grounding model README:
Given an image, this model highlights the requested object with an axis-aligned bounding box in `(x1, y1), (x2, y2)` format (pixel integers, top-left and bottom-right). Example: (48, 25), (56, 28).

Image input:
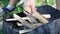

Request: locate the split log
(6, 17), (37, 22)
(13, 14), (35, 29)
(32, 12), (49, 24)
(17, 23), (42, 27)
(19, 29), (32, 34)
(13, 14), (43, 29)
(6, 14), (50, 22)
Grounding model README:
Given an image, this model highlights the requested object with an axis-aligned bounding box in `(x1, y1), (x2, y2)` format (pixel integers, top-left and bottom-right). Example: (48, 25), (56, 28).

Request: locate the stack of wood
(5, 13), (51, 34)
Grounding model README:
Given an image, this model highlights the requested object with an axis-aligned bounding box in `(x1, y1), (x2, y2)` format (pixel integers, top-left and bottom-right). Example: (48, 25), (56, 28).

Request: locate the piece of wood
(17, 23), (23, 26)
(19, 29), (32, 34)
(32, 12), (49, 24)
(17, 23), (42, 27)
(6, 17), (37, 23)
(13, 14), (43, 29)
(6, 17), (38, 24)
(6, 18), (38, 24)
(6, 14), (50, 22)
(42, 14), (51, 18)
(13, 14), (35, 29)
(19, 23), (43, 34)
(27, 16), (38, 23)
(6, 19), (17, 21)
(6, 17), (31, 21)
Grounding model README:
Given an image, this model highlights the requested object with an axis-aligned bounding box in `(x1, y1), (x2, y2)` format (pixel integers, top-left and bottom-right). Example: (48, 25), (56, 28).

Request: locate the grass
(0, 29), (3, 34)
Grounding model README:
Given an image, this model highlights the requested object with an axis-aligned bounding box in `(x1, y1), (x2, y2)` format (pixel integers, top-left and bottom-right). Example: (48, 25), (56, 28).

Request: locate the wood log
(13, 14), (35, 29)
(17, 23), (23, 26)
(6, 19), (17, 21)
(13, 14), (43, 29)
(6, 17), (37, 23)
(17, 23), (42, 27)
(6, 14), (50, 22)
(19, 29), (32, 34)
(32, 11), (49, 24)
(19, 23), (43, 34)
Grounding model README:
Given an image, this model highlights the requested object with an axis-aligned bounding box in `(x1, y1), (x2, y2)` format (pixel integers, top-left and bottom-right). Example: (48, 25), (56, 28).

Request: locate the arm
(9, 0), (16, 6)
(23, 0), (48, 24)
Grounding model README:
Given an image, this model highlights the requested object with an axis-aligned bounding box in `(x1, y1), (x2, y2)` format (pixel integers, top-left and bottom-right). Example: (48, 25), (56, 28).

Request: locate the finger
(23, 11), (31, 16)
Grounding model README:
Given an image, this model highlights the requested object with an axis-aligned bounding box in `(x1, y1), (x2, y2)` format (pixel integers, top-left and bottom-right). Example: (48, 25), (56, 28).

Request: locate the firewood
(17, 23), (42, 27)
(13, 14), (43, 29)
(19, 29), (32, 34)
(13, 14), (35, 29)
(6, 14), (50, 22)
(6, 17), (38, 23)
(32, 12), (49, 24)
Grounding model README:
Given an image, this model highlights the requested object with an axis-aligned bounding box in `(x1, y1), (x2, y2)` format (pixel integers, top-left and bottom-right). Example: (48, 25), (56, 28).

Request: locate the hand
(23, 8), (37, 16)
(23, 11), (32, 16)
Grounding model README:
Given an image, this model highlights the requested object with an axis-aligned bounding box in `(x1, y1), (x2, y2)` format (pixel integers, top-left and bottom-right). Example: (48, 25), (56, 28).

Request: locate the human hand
(23, 6), (37, 16)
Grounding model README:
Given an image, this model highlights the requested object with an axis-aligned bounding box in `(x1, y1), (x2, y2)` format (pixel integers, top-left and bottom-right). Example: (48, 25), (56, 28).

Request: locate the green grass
(0, 29), (3, 34)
